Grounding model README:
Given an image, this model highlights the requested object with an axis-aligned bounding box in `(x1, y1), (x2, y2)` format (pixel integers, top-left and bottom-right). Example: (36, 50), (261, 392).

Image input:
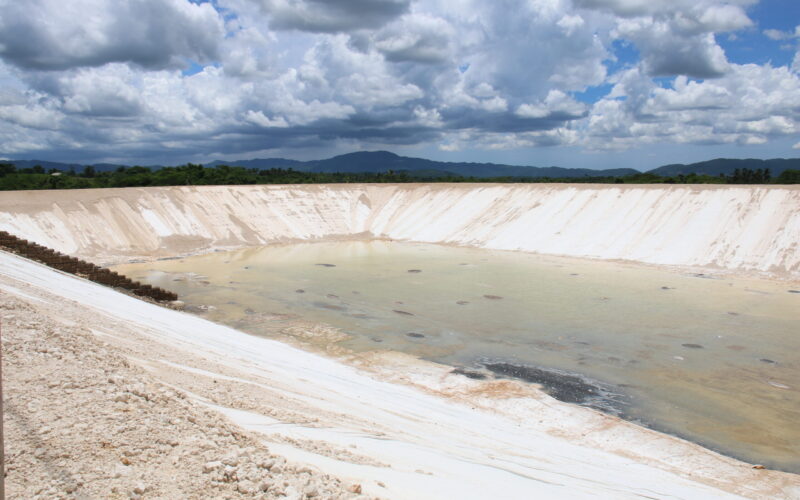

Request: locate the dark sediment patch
(789, 290), (800, 294)
(156, 256), (182, 261)
(352, 291), (360, 295)
(760, 358), (777, 364)
(315, 263), (336, 268)
(727, 311), (739, 316)
(371, 337), (383, 343)
(393, 310), (414, 316)
(407, 269), (422, 273)
(482, 362), (625, 413)
(313, 302), (346, 311)
(456, 300), (469, 305)
(483, 295), (503, 300)
(661, 286), (674, 290)
(406, 332), (425, 338)
(295, 289), (305, 294)
(451, 368), (487, 380)
(682, 343), (704, 349)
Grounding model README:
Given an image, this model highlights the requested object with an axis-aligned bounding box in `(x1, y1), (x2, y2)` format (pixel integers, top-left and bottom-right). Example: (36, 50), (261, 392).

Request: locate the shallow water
(114, 240), (800, 473)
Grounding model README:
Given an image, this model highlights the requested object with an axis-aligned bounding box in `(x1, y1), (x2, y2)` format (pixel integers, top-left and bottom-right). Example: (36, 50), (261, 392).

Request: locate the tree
(776, 169), (800, 184)
(0, 164), (15, 177)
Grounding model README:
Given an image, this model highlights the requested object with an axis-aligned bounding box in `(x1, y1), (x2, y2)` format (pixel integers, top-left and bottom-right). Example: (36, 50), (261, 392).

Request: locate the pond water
(113, 240), (800, 473)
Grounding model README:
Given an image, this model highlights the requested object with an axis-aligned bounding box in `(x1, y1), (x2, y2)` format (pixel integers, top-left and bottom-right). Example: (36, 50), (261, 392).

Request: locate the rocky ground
(1, 293), (366, 499)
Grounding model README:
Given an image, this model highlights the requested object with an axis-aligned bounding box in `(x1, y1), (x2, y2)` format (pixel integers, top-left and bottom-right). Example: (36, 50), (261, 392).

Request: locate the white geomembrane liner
(0, 184), (798, 275)
(4, 251), (799, 499)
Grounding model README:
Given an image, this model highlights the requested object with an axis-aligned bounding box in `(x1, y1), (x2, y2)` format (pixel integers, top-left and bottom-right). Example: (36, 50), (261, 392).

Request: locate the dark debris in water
(691, 273), (719, 279)
(789, 290), (800, 294)
(393, 309), (414, 316)
(407, 269), (422, 273)
(451, 368), (487, 380)
(760, 358), (777, 364)
(483, 295), (503, 300)
(313, 302), (346, 311)
(482, 362), (626, 413)
(406, 332), (425, 338)
(295, 289), (305, 294)
(681, 343), (704, 349)
(456, 300), (469, 305)
(348, 313), (374, 319)
(315, 263), (336, 268)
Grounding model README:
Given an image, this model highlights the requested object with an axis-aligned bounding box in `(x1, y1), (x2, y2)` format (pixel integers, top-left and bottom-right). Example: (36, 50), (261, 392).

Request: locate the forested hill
(207, 151), (640, 178)
(647, 158), (800, 177)
(5, 152), (800, 180)
(9, 151), (638, 179)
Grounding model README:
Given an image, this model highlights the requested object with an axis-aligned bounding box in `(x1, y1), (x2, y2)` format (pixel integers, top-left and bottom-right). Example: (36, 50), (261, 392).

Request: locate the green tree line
(0, 163), (798, 191)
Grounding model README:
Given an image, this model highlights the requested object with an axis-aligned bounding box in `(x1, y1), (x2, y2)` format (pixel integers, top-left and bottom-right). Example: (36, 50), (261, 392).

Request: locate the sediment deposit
(0, 184), (798, 275)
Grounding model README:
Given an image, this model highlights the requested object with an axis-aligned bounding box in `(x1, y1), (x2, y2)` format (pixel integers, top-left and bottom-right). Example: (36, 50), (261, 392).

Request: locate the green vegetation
(0, 163), (797, 191)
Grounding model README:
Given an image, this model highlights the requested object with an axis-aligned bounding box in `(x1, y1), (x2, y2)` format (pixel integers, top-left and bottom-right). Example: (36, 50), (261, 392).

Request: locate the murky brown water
(114, 241), (800, 472)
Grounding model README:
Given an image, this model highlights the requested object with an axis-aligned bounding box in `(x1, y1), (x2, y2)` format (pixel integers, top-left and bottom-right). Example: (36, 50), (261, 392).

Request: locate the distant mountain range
(6, 151), (800, 179)
(207, 151), (640, 178)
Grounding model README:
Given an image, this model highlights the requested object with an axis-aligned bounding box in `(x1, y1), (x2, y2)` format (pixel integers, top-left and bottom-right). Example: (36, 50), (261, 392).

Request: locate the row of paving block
(0, 230), (178, 302)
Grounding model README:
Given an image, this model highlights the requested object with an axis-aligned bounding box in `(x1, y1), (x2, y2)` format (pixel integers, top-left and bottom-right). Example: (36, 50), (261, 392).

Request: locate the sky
(0, 0), (799, 170)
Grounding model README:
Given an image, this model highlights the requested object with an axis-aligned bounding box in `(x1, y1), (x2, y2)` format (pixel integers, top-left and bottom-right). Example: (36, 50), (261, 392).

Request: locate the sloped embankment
(0, 184), (797, 275)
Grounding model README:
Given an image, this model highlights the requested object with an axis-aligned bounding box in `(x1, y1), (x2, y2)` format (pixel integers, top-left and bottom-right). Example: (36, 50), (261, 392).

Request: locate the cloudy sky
(0, 0), (799, 169)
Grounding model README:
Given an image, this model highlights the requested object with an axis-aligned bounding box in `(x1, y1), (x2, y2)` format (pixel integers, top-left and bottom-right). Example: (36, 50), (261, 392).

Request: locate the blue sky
(0, 0), (798, 170)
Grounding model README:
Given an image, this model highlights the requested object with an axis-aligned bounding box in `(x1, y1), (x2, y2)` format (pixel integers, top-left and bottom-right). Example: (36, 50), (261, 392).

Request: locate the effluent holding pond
(114, 240), (800, 473)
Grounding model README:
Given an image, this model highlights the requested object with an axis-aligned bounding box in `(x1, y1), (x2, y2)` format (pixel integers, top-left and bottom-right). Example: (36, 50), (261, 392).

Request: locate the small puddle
(114, 240), (800, 473)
